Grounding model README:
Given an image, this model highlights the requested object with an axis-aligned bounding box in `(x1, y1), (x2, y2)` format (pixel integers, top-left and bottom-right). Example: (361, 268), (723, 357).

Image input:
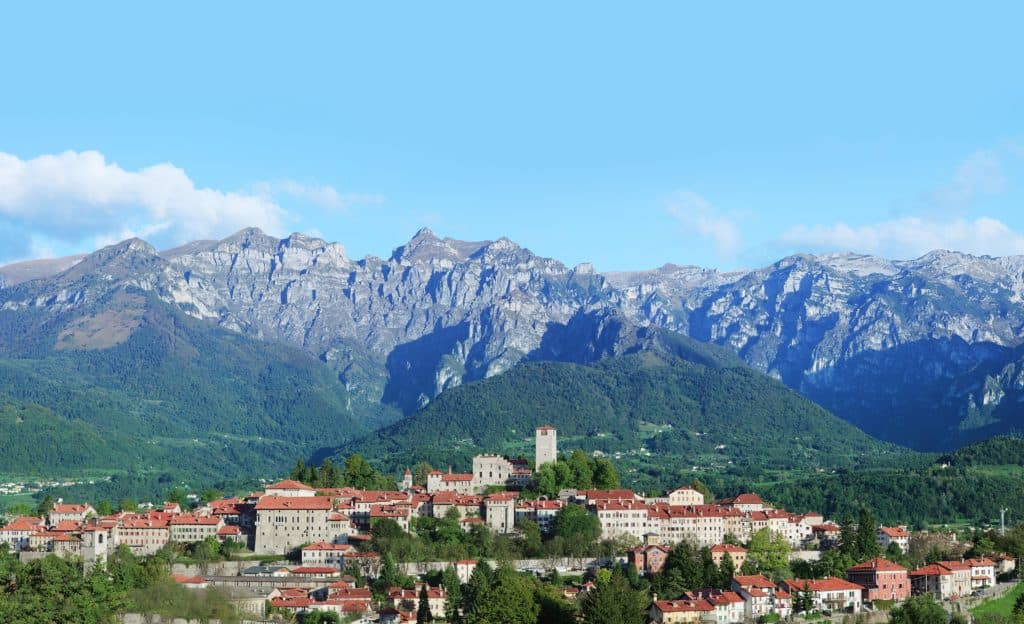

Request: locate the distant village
(0, 426), (1017, 623)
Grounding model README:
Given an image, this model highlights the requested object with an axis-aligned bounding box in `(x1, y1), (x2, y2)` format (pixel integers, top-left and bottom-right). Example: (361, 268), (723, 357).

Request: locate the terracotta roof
(303, 541), (352, 551)
(265, 479), (316, 491)
(654, 599), (715, 613)
(711, 544), (748, 553)
(965, 558), (995, 567)
(290, 566), (339, 575)
(879, 526), (910, 538)
(938, 560), (971, 571)
(254, 496), (332, 511)
(782, 578), (864, 592)
(171, 574), (207, 585)
(217, 525), (241, 535)
(733, 574), (775, 589)
(847, 558), (908, 573)
(441, 473), (474, 482)
(169, 515), (220, 525)
(911, 564), (952, 576)
(51, 503), (92, 514)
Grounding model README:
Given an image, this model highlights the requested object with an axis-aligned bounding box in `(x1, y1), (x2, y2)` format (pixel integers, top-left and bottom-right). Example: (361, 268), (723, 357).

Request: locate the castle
(406, 425), (558, 494)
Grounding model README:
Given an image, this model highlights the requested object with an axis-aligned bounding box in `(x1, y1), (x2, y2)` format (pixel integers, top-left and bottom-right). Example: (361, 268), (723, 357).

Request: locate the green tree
(889, 594), (950, 624)
(517, 519), (543, 558)
(580, 566), (646, 624)
(166, 487), (188, 507)
(95, 500), (113, 516)
(470, 565), (539, 624)
(856, 507), (880, 560)
(200, 488), (223, 503)
(463, 561), (493, 619)
(342, 454), (396, 490)
(592, 458), (619, 490)
(118, 498), (138, 513)
(568, 450), (594, 490)
(317, 458), (342, 488)
(747, 529), (791, 580)
(417, 584), (434, 623)
(413, 461), (435, 487)
(441, 565), (463, 623)
(839, 514), (857, 557)
(36, 495), (54, 516)
(552, 505), (601, 557)
(719, 551), (736, 589)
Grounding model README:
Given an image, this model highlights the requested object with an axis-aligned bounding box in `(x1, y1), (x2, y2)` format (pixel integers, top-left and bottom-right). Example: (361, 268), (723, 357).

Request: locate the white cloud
(780, 216), (1024, 259)
(929, 149), (1005, 211)
(254, 180), (384, 213)
(665, 191), (742, 258)
(0, 150), (287, 254)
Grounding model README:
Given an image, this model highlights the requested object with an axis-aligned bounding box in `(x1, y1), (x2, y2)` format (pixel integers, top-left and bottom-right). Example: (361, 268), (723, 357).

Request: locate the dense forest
(342, 351), (903, 476)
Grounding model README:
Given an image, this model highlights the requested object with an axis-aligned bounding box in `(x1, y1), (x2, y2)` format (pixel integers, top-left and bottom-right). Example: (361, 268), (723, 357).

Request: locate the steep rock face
(4, 230), (1024, 448)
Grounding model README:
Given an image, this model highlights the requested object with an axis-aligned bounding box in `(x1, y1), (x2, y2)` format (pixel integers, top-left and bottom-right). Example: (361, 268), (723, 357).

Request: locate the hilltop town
(1, 427), (1019, 622)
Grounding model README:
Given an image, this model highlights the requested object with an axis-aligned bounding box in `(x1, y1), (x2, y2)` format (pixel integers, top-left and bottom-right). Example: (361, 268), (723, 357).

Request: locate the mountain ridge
(4, 227), (1024, 450)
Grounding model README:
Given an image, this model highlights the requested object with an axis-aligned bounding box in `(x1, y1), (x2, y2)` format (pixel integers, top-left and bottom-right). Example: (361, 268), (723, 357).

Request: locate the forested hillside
(343, 351), (903, 483)
(0, 289), (400, 482)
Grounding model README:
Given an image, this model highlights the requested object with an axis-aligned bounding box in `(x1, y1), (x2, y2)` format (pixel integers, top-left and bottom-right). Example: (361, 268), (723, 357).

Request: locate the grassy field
(973, 582), (1024, 618)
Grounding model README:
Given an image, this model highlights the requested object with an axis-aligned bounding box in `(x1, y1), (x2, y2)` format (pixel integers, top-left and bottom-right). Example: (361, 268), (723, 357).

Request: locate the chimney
(448, 465), (452, 474)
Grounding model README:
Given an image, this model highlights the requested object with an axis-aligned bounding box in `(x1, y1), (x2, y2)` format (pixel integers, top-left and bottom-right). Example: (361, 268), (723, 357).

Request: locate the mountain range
(2, 226), (1024, 482)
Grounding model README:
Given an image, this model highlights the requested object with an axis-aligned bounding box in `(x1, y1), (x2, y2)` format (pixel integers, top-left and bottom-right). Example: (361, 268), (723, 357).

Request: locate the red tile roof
(782, 578), (864, 592)
(733, 574), (775, 589)
(654, 599), (715, 613)
(847, 558), (908, 573)
(51, 503), (92, 514)
(255, 496), (333, 511)
(879, 526), (910, 538)
(910, 564), (952, 577)
(265, 479), (316, 491)
(711, 544), (748, 553)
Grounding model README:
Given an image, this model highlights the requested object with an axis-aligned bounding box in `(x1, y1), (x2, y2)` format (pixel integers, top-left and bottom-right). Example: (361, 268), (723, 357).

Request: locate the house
(483, 492), (518, 534)
(113, 517), (170, 556)
(716, 493), (766, 513)
(668, 487), (706, 506)
(169, 515), (222, 543)
(877, 526), (911, 552)
(389, 584), (447, 619)
(964, 558), (996, 589)
(216, 525), (242, 543)
(48, 503), (96, 525)
(846, 558), (910, 602)
(254, 495), (333, 554)
(628, 543), (670, 575)
(370, 506), (411, 532)
(781, 578), (864, 613)
(732, 574), (791, 620)
(909, 564), (954, 599)
(243, 565), (292, 577)
(302, 541), (353, 568)
(995, 553), (1017, 576)
(811, 523), (842, 548)
(649, 598), (715, 623)
(593, 500), (649, 542)
(0, 516), (45, 551)
(683, 589), (746, 624)
(936, 561), (973, 597)
(710, 544), (748, 569)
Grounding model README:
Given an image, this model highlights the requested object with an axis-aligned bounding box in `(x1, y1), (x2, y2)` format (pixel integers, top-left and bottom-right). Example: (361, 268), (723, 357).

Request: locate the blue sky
(1, 2), (1022, 270)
